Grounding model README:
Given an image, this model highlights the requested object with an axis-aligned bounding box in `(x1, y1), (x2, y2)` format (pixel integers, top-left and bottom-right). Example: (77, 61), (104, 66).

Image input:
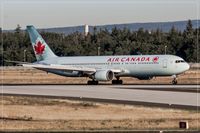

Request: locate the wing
(23, 64), (96, 73)
(23, 63), (122, 74)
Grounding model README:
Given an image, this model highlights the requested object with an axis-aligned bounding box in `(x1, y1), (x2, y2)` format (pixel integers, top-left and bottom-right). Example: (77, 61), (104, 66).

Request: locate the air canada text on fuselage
(107, 56), (159, 63)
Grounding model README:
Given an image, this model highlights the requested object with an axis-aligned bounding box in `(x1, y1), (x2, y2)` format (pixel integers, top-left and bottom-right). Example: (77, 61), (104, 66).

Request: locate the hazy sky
(0, 0), (199, 30)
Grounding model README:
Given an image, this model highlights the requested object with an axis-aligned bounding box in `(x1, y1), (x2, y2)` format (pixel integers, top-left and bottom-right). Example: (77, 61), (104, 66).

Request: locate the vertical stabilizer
(26, 25), (57, 61)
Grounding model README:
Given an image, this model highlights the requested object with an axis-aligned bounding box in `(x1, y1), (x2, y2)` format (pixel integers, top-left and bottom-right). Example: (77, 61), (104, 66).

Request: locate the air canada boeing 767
(23, 26), (190, 85)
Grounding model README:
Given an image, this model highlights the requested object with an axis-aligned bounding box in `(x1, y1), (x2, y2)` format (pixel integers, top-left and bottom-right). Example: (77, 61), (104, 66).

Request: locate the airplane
(22, 25), (190, 85)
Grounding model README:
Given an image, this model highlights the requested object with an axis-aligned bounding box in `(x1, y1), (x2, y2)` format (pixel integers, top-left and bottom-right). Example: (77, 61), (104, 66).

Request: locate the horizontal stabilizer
(5, 60), (30, 64)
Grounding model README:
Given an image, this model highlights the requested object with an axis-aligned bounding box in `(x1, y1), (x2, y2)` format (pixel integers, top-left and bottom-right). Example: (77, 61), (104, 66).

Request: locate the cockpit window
(175, 60), (185, 63)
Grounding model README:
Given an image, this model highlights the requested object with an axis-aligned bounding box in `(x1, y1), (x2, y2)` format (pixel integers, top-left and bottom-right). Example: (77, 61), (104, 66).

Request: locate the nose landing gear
(172, 75), (177, 85)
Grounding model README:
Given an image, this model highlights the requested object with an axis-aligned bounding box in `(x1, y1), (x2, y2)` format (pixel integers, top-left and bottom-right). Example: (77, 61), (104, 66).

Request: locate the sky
(0, 0), (199, 30)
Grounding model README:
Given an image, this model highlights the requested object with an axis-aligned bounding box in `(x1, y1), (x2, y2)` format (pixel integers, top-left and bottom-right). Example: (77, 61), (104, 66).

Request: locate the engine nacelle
(94, 70), (114, 81)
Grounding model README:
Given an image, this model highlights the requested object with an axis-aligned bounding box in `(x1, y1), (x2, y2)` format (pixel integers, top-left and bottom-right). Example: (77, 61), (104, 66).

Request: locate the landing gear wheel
(172, 79), (177, 85)
(87, 80), (98, 85)
(112, 80), (123, 85)
(172, 75), (178, 85)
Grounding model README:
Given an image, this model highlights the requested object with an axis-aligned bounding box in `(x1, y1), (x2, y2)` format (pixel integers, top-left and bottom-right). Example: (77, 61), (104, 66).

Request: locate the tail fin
(26, 25), (57, 61)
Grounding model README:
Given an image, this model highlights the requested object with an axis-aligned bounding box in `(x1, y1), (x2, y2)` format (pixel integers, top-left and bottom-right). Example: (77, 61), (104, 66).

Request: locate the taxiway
(1, 85), (199, 109)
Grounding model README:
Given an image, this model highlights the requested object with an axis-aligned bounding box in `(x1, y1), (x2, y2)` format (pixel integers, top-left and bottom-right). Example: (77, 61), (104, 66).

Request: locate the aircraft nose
(185, 63), (190, 70)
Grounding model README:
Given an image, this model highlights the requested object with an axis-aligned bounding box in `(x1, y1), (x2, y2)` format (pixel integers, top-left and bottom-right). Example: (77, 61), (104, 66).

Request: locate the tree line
(0, 20), (199, 66)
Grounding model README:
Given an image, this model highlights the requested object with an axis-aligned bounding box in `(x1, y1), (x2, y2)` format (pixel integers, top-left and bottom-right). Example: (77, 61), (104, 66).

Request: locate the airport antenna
(84, 24), (89, 36)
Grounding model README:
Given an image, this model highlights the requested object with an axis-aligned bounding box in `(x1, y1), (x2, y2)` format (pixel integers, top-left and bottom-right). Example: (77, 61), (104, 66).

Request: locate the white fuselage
(38, 54), (190, 79)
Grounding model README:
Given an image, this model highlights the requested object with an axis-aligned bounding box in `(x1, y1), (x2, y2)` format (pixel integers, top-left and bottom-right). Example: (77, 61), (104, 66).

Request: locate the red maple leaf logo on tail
(153, 56), (159, 62)
(34, 41), (45, 55)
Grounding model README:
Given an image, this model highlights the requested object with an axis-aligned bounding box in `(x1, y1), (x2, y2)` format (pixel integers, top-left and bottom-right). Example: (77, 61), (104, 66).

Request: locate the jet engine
(94, 70), (114, 81)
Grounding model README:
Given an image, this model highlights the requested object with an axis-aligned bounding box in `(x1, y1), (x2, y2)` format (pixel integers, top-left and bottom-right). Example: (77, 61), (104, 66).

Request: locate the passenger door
(163, 59), (167, 68)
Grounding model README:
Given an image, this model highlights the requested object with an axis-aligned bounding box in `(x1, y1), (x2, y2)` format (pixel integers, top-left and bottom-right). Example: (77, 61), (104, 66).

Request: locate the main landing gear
(87, 80), (98, 85)
(112, 77), (123, 85)
(87, 77), (123, 85)
(172, 75), (178, 85)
